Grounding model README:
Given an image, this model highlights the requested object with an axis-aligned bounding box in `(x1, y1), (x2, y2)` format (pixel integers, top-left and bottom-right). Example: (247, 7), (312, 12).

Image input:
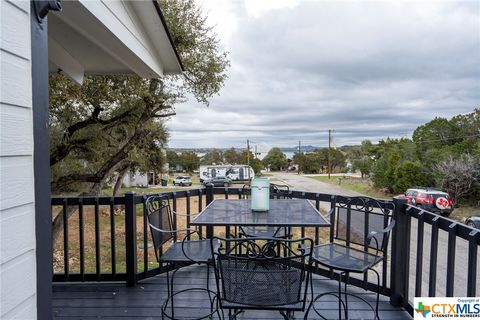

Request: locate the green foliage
(293, 153), (317, 173)
(293, 148), (347, 174)
(371, 156), (389, 189)
(352, 156), (373, 178)
(223, 148), (243, 164)
(160, 0), (230, 105)
(166, 150), (179, 169)
(248, 158), (264, 174)
(392, 161), (429, 193)
(412, 117), (457, 159)
(353, 109), (480, 202)
(263, 148), (288, 171)
(178, 152), (200, 172)
(318, 148), (347, 173)
(49, 75), (172, 193)
(201, 149), (223, 165)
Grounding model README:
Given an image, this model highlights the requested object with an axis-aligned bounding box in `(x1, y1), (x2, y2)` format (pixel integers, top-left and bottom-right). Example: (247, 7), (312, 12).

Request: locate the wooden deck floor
(52, 265), (411, 319)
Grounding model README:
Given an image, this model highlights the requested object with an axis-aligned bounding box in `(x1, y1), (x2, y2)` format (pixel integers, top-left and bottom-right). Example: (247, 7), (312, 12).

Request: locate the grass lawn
(449, 206), (478, 223)
(308, 175), (393, 199)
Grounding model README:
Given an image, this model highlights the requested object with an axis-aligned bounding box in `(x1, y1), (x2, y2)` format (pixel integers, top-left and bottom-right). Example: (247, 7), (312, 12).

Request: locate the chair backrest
(145, 195), (174, 261)
(241, 184), (250, 199)
(330, 196), (395, 254)
(212, 237), (313, 310)
(241, 183), (291, 200)
(270, 183), (291, 199)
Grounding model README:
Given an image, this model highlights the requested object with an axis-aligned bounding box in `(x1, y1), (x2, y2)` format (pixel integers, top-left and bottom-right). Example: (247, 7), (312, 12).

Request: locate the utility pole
(247, 139), (250, 166)
(328, 129), (332, 179)
(298, 140), (301, 175)
(254, 145), (257, 159)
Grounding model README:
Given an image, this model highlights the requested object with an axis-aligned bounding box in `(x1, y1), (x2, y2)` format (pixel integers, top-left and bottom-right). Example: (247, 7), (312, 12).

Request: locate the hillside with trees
(348, 109), (479, 205)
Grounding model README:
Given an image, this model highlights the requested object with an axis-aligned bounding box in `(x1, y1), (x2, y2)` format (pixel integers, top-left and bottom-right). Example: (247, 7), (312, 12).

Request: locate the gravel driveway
(269, 172), (361, 197)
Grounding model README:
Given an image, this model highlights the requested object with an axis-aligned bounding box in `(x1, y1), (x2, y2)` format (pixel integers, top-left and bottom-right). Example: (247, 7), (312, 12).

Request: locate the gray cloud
(168, 0), (480, 149)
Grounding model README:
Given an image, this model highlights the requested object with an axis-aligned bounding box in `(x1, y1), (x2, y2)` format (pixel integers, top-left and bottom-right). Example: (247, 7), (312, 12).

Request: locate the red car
(399, 188), (454, 217)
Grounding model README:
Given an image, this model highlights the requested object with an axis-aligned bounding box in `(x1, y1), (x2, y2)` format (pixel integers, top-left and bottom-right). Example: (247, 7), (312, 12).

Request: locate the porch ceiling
(48, 0), (183, 84)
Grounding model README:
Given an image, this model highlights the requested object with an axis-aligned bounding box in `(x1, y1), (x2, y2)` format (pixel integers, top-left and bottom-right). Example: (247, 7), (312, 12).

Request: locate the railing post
(125, 192), (137, 287)
(390, 196), (410, 307)
(205, 184), (214, 238)
(206, 183), (214, 205)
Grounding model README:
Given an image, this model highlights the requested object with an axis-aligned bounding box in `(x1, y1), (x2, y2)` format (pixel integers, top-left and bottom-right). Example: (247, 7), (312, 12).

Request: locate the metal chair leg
(280, 310), (294, 319)
(215, 297), (224, 320)
(343, 272), (349, 319)
(162, 265), (219, 320)
(304, 268), (314, 320)
(207, 264), (214, 318)
(339, 272), (343, 320)
(370, 268), (381, 320)
(170, 267), (181, 319)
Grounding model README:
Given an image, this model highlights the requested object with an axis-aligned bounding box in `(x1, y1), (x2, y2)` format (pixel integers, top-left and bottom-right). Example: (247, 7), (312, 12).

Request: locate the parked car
(203, 176), (232, 187)
(398, 188), (454, 216)
(172, 176), (192, 186)
(465, 216), (480, 229)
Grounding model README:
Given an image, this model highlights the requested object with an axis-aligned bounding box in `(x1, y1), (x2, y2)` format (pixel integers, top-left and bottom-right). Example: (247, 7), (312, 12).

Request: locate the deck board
(53, 265), (412, 319)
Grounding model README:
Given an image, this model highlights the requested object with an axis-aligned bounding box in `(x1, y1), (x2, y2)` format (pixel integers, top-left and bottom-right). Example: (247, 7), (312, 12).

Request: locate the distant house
(0, 1), (182, 318)
(122, 171), (160, 187)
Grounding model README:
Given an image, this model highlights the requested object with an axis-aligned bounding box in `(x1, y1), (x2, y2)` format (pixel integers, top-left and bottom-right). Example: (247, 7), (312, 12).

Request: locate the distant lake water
(256, 151), (295, 160)
(283, 152), (294, 159)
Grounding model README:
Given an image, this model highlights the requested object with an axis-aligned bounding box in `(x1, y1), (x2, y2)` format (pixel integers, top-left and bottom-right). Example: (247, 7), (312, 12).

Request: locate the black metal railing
(389, 202), (480, 314)
(51, 186), (480, 317)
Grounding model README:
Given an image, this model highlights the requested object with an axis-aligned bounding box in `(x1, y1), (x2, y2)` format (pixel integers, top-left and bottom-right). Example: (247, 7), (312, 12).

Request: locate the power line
(328, 130), (332, 179)
(247, 139), (250, 166)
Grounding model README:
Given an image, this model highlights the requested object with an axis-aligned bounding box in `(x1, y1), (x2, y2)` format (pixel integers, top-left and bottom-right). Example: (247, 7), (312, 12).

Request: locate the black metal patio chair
(146, 195), (220, 320)
(211, 236), (313, 320)
(238, 183), (292, 238)
(306, 196), (396, 320)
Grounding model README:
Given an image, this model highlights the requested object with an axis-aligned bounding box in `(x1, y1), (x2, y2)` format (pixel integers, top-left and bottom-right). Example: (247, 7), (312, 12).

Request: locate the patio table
(191, 199), (330, 237)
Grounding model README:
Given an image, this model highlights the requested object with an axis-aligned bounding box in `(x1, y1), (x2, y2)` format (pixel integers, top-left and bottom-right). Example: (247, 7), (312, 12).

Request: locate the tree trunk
(51, 158), (131, 245)
(113, 165), (130, 196)
(51, 191), (90, 247)
(50, 86), (160, 247)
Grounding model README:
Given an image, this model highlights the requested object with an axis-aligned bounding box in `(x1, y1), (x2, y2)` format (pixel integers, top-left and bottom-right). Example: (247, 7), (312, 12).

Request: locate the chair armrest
(149, 224), (197, 234)
(171, 210), (198, 218)
(298, 244), (309, 255)
(366, 220), (396, 250)
(180, 230), (208, 263)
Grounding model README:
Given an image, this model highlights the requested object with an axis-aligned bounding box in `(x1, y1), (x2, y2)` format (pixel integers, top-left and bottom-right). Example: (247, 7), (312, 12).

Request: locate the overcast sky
(167, 0), (480, 152)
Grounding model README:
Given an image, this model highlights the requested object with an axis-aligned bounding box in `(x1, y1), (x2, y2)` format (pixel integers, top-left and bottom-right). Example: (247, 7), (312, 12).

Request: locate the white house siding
(0, 1), (37, 319)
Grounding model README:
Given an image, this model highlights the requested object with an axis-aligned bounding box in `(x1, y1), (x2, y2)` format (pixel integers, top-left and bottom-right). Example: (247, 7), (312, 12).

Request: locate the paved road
(268, 172), (479, 301)
(269, 172), (361, 197)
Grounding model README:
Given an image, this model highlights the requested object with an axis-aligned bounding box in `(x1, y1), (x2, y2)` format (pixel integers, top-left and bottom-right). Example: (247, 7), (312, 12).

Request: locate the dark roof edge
(152, 0), (185, 72)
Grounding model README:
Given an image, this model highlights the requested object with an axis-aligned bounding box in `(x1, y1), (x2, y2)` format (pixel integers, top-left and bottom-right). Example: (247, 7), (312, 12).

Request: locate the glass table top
(191, 199), (330, 227)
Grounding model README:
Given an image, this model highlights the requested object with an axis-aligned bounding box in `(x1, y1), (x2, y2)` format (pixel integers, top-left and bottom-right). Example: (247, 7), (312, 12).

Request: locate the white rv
(199, 165), (254, 182)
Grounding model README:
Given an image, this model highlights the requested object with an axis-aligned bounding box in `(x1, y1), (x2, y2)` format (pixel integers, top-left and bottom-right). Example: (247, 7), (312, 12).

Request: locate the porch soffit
(48, 0), (182, 84)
